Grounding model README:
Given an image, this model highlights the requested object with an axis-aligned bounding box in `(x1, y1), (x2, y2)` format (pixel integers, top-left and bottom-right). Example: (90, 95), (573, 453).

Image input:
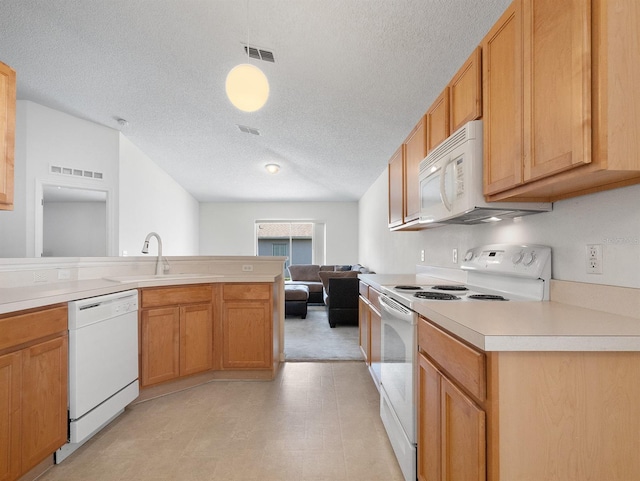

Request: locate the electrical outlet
(242, 264), (253, 272)
(33, 272), (47, 283)
(586, 244), (603, 274)
(420, 250), (425, 262)
(452, 248), (458, 264)
(57, 269), (70, 280)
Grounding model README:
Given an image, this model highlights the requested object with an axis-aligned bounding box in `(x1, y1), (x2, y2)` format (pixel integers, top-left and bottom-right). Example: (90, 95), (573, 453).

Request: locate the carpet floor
(284, 305), (363, 361)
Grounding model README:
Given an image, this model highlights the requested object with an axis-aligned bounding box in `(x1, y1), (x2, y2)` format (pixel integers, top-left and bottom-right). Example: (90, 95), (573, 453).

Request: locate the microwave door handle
(439, 157), (455, 212)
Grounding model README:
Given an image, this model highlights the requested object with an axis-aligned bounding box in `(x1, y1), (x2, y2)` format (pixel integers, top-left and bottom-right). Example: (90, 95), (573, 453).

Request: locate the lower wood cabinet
(220, 283), (273, 370)
(358, 296), (370, 363)
(0, 305), (68, 481)
(359, 281), (382, 386)
(418, 315), (640, 481)
(140, 285), (213, 387)
(418, 353), (486, 481)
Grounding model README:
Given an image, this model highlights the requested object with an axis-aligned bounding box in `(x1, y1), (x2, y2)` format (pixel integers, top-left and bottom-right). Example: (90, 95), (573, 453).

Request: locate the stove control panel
(461, 244), (551, 279)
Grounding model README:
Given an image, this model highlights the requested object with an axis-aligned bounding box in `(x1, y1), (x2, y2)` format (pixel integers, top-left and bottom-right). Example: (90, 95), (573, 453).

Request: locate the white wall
(359, 170), (640, 288)
(43, 202), (107, 256)
(118, 135), (199, 256)
(0, 101), (199, 259)
(199, 202), (359, 265)
(0, 101), (119, 257)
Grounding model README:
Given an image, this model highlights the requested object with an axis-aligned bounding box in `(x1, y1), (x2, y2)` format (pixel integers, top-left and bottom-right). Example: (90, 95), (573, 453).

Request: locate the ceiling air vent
(243, 44), (275, 63)
(237, 125), (261, 136)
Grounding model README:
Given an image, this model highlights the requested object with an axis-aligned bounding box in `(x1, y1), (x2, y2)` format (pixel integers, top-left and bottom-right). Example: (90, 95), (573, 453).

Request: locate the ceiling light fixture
(265, 163), (280, 174)
(225, 1), (269, 112)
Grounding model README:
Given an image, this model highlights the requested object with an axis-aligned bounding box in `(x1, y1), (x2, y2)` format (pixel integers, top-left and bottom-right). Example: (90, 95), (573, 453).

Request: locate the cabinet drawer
(359, 281), (369, 298)
(368, 287), (382, 313)
(0, 305), (67, 352)
(418, 317), (486, 402)
(141, 285), (213, 308)
(223, 283), (270, 301)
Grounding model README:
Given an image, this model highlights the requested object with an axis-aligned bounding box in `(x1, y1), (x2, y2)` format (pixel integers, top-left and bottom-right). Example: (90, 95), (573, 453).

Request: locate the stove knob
(511, 251), (524, 265)
(523, 251), (536, 266)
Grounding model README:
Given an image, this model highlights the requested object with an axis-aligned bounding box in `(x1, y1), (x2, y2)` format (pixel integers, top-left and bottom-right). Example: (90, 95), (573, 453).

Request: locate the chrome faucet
(141, 232), (164, 275)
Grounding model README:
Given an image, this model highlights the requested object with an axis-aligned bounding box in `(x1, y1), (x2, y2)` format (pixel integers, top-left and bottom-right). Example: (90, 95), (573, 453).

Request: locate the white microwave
(418, 120), (551, 225)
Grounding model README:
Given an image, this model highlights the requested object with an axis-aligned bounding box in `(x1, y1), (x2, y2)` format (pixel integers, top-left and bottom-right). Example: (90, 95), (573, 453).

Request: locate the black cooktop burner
(468, 294), (509, 301)
(431, 285), (469, 291)
(414, 292), (460, 300)
(395, 285), (422, 290)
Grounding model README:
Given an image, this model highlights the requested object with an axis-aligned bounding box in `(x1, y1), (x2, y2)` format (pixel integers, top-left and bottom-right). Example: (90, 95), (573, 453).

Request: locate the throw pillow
(318, 270), (359, 293)
(334, 265), (352, 271)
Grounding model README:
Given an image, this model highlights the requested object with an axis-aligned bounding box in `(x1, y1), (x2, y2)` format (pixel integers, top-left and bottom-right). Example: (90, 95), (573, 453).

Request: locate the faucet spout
(141, 232), (164, 275)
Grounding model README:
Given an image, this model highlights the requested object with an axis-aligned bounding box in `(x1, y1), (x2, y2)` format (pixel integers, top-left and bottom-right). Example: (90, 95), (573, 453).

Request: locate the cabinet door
(358, 297), (370, 364)
(449, 47), (482, 132)
(522, 0), (592, 182)
(21, 336), (68, 473)
(441, 377), (486, 481)
(418, 353), (441, 481)
(0, 62), (15, 211)
(222, 301), (271, 369)
(426, 89), (450, 153)
(180, 303), (213, 376)
(140, 307), (180, 386)
(482, 0), (524, 195)
(388, 146), (404, 228)
(0, 352), (21, 481)
(404, 116), (427, 223)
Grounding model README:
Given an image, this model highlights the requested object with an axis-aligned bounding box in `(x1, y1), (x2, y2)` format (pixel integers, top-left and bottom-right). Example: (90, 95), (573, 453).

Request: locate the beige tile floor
(38, 362), (404, 481)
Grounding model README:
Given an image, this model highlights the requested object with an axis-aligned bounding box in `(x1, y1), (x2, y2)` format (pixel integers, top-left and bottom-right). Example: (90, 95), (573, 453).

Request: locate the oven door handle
(379, 295), (415, 323)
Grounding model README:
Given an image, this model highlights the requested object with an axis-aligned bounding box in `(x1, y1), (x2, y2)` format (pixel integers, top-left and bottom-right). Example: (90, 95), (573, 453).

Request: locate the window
(272, 243), (288, 257)
(256, 222), (314, 274)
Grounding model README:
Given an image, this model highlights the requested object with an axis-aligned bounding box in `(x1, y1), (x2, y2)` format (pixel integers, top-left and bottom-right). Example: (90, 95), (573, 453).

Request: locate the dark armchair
(324, 276), (360, 328)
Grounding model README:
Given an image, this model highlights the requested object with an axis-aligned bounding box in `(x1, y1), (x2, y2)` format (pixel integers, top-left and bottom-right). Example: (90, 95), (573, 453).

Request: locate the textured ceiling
(0, 0), (511, 202)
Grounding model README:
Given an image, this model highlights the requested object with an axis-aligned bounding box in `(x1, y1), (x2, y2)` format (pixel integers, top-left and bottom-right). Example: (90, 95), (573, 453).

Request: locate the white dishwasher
(56, 289), (139, 463)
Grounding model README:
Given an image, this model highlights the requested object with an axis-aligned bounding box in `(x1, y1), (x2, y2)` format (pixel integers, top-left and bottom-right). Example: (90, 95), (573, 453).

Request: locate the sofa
(286, 264), (337, 304)
(286, 264), (373, 328)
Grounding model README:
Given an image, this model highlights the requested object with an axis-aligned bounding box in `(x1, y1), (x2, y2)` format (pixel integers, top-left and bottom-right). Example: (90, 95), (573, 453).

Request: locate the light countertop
(0, 274), (280, 315)
(359, 273), (640, 352)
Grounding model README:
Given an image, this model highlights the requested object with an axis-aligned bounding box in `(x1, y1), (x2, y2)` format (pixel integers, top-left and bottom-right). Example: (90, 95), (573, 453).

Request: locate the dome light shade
(265, 163), (280, 174)
(225, 64), (269, 112)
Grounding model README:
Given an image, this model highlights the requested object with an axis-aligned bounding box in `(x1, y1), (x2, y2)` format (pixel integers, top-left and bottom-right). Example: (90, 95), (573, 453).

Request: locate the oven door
(379, 294), (417, 443)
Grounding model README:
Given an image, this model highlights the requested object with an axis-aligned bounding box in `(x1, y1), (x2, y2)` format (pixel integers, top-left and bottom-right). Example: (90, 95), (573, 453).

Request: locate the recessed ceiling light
(265, 163), (280, 174)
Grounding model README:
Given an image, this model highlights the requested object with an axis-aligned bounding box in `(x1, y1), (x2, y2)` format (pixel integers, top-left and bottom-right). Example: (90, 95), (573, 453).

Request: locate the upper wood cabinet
(449, 46), (483, 133)
(484, 0), (640, 202)
(387, 146), (404, 228)
(426, 89), (450, 153)
(482, 0), (524, 195)
(426, 47), (482, 155)
(0, 62), (16, 211)
(403, 116), (427, 223)
(388, 47), (480, 231)
(387, 117), (426, 230)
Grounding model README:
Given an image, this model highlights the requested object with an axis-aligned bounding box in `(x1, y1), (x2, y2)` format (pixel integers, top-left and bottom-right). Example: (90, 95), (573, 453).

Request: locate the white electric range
(378, 244), (551, 481)
(385, 243), (552, 308)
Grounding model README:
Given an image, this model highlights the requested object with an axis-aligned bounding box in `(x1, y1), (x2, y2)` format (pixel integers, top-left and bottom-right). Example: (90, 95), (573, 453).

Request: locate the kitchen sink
(104, 273), (223, 283)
